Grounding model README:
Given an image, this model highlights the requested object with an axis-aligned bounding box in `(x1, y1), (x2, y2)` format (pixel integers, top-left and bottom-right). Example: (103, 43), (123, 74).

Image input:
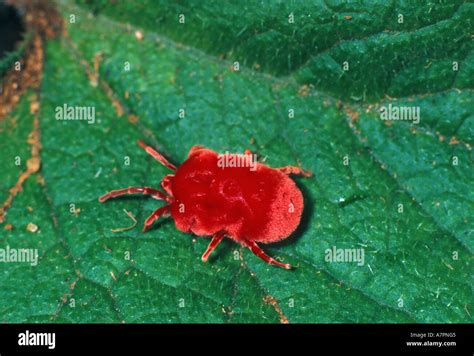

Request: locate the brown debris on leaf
(344, 105), (360, 124)
(0, 35), (43, 119)
(134, 30), (144, 41)
(111, 209), (138, 233)
(87, 51), (103, 87)
(449, 136), (460, 145)
(298, 84), (311, 97)
(26, 222), (38, 233)
(0, 0), (63, 120)
(128, 114), (138, 124)
(0, 95), (42, 223)
(9, 0), (63, 39)
(65, 36), (126, 118)
(263, 295), (289, 324)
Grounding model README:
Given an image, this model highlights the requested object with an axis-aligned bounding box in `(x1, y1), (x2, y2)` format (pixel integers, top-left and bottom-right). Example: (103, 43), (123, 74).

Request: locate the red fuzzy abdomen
(169, 148), (303, 244)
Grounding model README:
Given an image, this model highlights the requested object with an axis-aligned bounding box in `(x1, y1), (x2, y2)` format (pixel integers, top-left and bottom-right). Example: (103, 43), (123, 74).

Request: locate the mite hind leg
(244, 240), (292, 270)
(277, 166), (312, 177)
(201, 231), (225, 262)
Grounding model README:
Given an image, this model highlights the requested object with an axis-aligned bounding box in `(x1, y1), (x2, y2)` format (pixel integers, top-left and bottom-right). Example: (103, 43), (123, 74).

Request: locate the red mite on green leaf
(99, 141), (311, 269)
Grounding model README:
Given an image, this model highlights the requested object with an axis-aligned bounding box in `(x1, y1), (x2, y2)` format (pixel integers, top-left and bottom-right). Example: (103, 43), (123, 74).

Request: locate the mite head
(173, 148), (218, 200)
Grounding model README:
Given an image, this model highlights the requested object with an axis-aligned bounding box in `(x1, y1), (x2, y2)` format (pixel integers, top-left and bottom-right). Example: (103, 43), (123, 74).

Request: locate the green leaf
(73, 0), (474, 100)
(0, 0), (472, 323)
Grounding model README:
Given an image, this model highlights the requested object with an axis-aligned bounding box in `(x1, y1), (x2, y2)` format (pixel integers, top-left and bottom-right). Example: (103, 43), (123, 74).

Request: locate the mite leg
(99, 187), (169, 203)
(160, 174), (174, 197)
(201, 231), (225, 262)
(245, 240), (292, 270)
(142, 205), (170, 232)
(137, 140), (177, 171)
(277, 166), (312, 177)
(187, 145), (205, 157)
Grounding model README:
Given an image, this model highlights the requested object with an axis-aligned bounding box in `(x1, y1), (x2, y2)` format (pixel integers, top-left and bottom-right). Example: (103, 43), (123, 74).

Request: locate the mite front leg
(201, 231), (225, 262)
(142, 206), (171, 232)
(137, 140), (177, 171)
(277, 166), (312, 177)
(99, 187), (169, 203)
(245, 240), (292, 270)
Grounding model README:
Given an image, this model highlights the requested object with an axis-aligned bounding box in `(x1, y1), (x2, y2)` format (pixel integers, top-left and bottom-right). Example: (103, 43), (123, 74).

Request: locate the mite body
(99, 141), (310, 269)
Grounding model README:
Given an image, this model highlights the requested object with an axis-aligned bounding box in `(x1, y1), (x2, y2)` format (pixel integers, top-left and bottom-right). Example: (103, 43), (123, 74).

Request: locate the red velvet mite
(99, 141), (311, 269)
